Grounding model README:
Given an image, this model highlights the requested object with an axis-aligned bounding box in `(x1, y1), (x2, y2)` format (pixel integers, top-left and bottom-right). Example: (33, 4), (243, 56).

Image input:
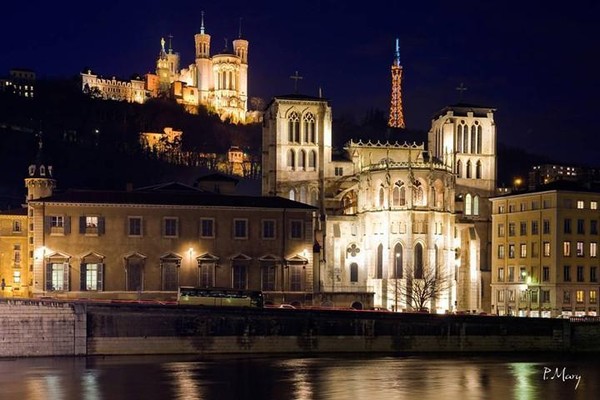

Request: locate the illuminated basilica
(262, 95), (496, 313)
(81, 13), (249, 123)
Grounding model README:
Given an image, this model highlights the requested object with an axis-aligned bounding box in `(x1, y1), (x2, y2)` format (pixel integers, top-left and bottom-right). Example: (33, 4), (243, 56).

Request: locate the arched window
(471, 124), (477, 154)
(308, 150), (317, 168)
(392, 186), (400, 207)
(466, 160), (472, 178)
(463, 126), (469, 153)
(303, 112), (316, 143)
(477, 124), (482, 154)
(289, 189), (295, 201)
(457, 123), (463, 153)
(299, 186), (307, 203)
(287, 149), (295, 168)
(379, 187), (385, 208)
(350, 263), (358, 283)
(288, 112), (300, 142)
(465, 193), (472, 216)
(473, 195), (480, 216)
(413, 181), (424, 206)
(476, 160), (482, 179)
(298, 150), (306, 170)
(456, 160), (462, 178)
(394, 243), (403, 279)
(414, 243), (423, 279)
(376, 244), (383, 279)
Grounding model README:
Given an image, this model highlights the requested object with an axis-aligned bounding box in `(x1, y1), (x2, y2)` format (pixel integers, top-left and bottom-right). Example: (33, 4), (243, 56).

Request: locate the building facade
(262, 95), (497, 313)
(0, 68), (35, 98)
(490, 183), (600, 317)
(0, 208), (28, 298)
(81, 14), (249, 123)
(23, 152), (316, 305)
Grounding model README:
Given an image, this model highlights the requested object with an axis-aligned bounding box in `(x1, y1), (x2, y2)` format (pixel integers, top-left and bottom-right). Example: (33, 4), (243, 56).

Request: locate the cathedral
(81, 12), (249, 123)
(261, 40), (496, 312)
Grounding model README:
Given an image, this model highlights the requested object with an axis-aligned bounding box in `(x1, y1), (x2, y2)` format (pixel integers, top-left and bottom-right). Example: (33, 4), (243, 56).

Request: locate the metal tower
(388, 38), (405, 129)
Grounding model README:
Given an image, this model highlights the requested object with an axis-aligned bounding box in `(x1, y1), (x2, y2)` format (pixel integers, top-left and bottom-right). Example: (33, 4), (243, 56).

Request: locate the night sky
(2, 0), (599, 167)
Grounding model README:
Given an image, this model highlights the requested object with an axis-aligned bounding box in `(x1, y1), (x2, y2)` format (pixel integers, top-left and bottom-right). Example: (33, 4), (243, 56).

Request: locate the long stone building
(262, 95), (497, 313)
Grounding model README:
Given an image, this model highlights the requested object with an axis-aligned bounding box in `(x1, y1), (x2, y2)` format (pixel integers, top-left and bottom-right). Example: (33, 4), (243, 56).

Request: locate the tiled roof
(30, 189), (317, 210)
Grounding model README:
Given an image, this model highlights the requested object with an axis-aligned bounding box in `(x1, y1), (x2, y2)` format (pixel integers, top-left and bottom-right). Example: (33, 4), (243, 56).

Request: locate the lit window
(590, 290), (597, 304)
(576, 290), (584, 303)
(520, 244), (527, 258)
(543, 242), (551, 257)
(576, 241), (584, 257)
(591, 242), (597, 258)
(13, 270), (21, 284)
(497, 267), (504, 282)
(577, 200), (584, 209)
(591, 201), (598, 210)
(563, 241), (571, 257)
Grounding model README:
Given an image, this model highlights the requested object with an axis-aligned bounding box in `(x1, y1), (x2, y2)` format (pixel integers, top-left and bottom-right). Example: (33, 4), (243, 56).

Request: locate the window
(12, 220), (22, 232)
(577, 219), (585, 234)
(260, 262), (275, 291)
(46, 262), (68, 291)
(576, 241), (584, 257)
(290, 265), (302, 291)
(51, 215), (64, 228)
(303, 112), (315, 143)
(520, 222), (527, 236)
(563, 291), (571, 304)
(563, 241), (571, 257)
(563, 265), (571, 282)
(200, 218), (215, 238)
(161, 258), (180, 291)
(498, 205), (505, 214)
(577, 200), (584, 209)
(498, 267), (505, 282)
(350, 263), (359, 282)
(163, 217), (178, 237)
(508, 204), (515, 213)
(288, 111), (300, 142)
(456, 160), (462, 178)
(466, 160), (472, 178)
(13, 244), (21, 266)
(298, 149), (306, 169)
(591, 201), (598, 210)
(334, 167), (343, 176)
(81, 263), (103, 291)
(531, 242), (539, 257)
(394, 243), (403, 279)
(542, 266), (550, 282)
(564, 218), (571, 234)
(576, 290), (584, 303)
(508, 290), (515, 302)
(475, 160), (482, 179)
(591, 266), (598, 282)
(508, 244), (515, 259)
(508, 223), (515, 236)
(232, 261), (248, 289)
(233, 219), (248, 239)
(290, 220), (303, 239)
(591, 290), (598, 304)
(520, 244), (527, 258)
(498, 245), (505, 259)
(308, 150), (317, 168)
(591, 220), (598, 235)
(498, 224), (505, 237)
(543, 219), (550, 234)
(519, 267), (527, 282)
(128, 217), (142, 236)
(508, 266), (515, 282)
(591, 242), (598, 258)
(13, 270), (21, 284)
(577, 266), (584, 282)
(531, 221), (539, 235)
(262, 220), (276, 239)
(79, 216), (104, 235)
(497, 290), (504, 302)
(543, 242), (550, 257)
(287, 149), (295, 168)
(541, 290), (550, 303)
(414, 243), (424, 279)
(473, 195), (480, 216)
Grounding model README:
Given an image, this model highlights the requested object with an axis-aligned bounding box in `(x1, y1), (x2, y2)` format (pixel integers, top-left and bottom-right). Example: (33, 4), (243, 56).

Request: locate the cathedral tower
(232, 20), (249, 114)
(195, 11), (212, 104)
(388, 38), (405, 129)
(156, 38), (171, 95)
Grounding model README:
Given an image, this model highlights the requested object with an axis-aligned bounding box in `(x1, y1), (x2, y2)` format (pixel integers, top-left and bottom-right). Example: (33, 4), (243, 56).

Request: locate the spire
(238, 17), (243, 38)
(388, 37), (406, 129)
(394, 38), (401, 67)
(168, 34), (173, 54)
(200, 11), (205, 34)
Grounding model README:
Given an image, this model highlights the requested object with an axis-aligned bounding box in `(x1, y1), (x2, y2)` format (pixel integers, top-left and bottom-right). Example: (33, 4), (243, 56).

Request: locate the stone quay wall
(0, 300), (86, 357)
(1, 301), (599, 358)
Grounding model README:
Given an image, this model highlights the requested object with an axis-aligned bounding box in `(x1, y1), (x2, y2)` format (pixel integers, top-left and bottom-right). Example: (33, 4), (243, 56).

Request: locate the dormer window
(40, 165), (46, 176)
(28, 165), (35, 176)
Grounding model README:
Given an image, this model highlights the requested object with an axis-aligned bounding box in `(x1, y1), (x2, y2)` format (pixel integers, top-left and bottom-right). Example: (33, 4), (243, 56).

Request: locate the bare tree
(395, 265), (452, 312)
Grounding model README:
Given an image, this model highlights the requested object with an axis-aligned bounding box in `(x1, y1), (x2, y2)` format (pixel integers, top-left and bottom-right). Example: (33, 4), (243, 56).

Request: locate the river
(0, 353), (596, 399)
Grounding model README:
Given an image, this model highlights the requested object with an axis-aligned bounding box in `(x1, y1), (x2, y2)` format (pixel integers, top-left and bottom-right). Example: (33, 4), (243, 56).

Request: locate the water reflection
(0, 354), (597, 400)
